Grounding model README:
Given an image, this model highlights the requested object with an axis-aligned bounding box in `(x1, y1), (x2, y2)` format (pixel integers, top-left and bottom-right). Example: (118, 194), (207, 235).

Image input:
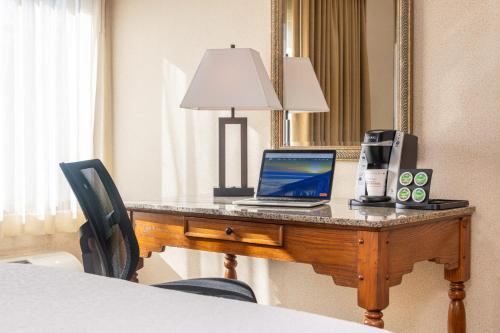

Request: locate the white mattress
(0, 264), (391, 333)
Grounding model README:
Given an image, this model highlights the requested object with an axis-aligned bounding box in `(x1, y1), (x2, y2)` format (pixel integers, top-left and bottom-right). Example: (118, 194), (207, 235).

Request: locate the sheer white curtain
(0, 0), (105, 237)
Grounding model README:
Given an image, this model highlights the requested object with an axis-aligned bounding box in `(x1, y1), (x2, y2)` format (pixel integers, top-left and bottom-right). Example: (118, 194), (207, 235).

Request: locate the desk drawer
(184, 217), (283, 247)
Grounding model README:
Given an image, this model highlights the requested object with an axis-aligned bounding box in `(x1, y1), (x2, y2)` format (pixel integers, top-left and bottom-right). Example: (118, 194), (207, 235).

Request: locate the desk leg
(130, 257), (144, 283)
(224, 254), (237, 279)
(448, 282), (466, 333)
(445, 217), (471, 333)
(357, 231), (390, 329)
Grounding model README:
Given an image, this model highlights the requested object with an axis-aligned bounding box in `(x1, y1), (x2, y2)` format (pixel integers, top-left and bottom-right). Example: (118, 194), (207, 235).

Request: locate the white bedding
(0, 264), (391, 333)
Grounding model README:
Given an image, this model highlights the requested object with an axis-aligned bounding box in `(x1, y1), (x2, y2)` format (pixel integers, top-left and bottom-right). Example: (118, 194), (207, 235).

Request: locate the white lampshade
(180, 48), (282, 111)
(284, 57), (329, 112)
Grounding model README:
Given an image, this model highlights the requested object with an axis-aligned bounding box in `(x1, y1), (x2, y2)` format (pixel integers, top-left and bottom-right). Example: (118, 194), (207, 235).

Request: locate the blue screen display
(257, 152), (335, 198)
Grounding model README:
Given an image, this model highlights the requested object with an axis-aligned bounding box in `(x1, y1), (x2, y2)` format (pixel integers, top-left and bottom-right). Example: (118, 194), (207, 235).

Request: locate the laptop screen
(257, 150), (336, 199)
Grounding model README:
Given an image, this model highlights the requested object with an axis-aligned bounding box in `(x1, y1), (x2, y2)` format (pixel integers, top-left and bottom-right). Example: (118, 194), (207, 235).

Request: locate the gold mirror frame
(270, 0), (413, 160)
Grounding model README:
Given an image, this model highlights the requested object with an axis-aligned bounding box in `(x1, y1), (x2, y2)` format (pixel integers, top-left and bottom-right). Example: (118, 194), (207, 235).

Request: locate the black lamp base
(214, 187), (255, 197)
(216, 109), (254, 198)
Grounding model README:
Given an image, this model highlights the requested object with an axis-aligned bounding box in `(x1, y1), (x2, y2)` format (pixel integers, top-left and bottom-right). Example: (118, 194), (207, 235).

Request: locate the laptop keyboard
(258, 197), (322, 202)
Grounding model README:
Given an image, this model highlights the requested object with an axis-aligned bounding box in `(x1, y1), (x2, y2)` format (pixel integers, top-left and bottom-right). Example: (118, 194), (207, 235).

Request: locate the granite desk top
(125, 197), (475, 229)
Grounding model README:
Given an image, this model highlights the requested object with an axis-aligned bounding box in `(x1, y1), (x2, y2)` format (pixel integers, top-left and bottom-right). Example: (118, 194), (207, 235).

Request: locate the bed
(0, 263), (391, 332)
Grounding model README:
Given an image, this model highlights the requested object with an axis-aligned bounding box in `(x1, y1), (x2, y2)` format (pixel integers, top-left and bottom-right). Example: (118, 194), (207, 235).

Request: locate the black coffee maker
(349, 130), (418, 207)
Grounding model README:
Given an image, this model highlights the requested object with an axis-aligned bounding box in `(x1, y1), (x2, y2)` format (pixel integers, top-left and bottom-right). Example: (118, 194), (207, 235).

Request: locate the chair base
(153, 277), (257, 303)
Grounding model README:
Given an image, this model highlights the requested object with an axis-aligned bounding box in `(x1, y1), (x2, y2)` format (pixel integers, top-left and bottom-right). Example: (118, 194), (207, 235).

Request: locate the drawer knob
(225, 227), (234, 235)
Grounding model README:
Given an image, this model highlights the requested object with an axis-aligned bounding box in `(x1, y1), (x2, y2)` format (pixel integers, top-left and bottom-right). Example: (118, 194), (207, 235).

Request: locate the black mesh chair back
(60, 159), (139, 280)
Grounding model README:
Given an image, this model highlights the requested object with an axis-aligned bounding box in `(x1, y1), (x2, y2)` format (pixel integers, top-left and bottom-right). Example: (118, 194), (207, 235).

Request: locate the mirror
(270, 0), (413, 160)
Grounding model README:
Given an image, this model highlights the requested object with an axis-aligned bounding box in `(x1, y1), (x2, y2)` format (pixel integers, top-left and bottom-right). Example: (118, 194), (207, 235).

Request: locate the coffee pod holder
(395, 169), (469, 210)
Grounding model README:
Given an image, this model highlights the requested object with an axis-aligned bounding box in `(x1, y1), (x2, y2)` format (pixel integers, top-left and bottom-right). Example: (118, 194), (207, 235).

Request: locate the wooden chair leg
(224, 254), (237, 279)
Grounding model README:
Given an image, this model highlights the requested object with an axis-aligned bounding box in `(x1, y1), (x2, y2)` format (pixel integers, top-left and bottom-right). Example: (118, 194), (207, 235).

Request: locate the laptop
(233, 150), (336, 208)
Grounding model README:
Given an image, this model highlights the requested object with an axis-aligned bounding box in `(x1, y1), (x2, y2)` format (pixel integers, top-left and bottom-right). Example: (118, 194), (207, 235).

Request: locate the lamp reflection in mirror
(180, 45), (282, 197)
(283, 57), (330, 146)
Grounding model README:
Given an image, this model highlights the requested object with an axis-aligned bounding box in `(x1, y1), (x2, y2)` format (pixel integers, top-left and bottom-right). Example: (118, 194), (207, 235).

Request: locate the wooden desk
(127, 197), (474, 332)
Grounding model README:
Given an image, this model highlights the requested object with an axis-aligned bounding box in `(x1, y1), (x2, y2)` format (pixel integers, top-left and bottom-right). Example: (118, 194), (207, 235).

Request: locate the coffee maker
(349, 130), (418, 207)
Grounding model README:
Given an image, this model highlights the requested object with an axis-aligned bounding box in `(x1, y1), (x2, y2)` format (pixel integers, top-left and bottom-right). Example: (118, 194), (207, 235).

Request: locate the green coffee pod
(397, 187), (411, 202)
(412, 188), (427, 203)
(414, 172), (429, 186)
(399, 172), (413, 186)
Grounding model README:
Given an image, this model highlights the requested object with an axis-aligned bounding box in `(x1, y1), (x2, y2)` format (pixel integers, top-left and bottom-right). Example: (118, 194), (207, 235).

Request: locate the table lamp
(181, 45), (282, 197)
(283, 57), (330, 146)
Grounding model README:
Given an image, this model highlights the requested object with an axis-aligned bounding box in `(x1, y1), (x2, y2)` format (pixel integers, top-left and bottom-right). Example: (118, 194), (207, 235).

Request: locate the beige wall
(412, 1), (500, 331)
(111, 0), (500, 332)
(111, 0), (273, 200)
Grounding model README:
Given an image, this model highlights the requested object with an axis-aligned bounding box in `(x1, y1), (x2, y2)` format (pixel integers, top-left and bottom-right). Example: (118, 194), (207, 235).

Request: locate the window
(0, 0), (103, 235)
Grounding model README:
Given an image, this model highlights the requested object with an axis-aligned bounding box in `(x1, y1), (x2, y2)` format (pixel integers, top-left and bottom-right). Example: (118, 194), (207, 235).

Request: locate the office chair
(59, 159), (256, 303)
